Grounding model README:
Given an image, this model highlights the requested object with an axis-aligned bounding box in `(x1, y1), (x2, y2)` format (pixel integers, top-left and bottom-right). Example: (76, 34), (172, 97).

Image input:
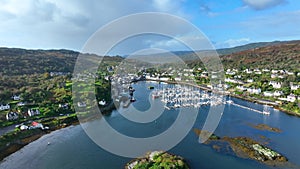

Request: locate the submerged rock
(224, 137), (288, 164)
(125, 151), (189, 169)
(193, 128), (288, 167)
(250, 124), (282, 133)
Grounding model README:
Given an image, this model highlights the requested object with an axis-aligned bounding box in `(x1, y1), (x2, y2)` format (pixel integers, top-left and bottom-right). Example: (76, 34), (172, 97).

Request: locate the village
(133, 66), (300, 113)
(1, 65), (300, 132)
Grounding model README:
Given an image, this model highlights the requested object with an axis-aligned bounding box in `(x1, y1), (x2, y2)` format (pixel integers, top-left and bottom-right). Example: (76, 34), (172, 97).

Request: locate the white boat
(262, 105), (271, 115)
(226, 100), (233, 104)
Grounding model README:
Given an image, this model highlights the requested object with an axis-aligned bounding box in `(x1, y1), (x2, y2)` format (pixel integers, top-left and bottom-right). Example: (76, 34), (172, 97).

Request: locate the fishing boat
(226, 96), (233, 104)
(130, 97), (136, 102)
(152, 90), (160, 99)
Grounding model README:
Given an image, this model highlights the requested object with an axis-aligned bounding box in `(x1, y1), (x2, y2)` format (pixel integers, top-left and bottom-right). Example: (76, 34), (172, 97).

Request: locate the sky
(0, 0), (300, 55)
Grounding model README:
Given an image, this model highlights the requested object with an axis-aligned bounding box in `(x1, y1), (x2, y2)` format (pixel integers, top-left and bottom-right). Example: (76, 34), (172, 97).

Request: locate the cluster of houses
(141, 67), (300, 104)
(16, 121), (49, 131)
(225, 68), (300, 103)
(5, 109), (41, 121)
(1, 93), (43, 121)
(144, 68), (202, 82)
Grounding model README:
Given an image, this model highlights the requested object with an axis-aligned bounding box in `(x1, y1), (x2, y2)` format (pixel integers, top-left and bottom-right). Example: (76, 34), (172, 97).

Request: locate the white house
(274, 91), (283, 97)
(28, 109), (40, 117)
(226, 69), (236, 75)
(6, 112), (18, 121)
(12, 95), (21, 101)
(290, 84), (300, 90)
(160, 77), (170, 81)
(244, 69), (253, 74)
(247, 79), (254, 83)
(287, 94), (297, 102)
(20, 125), (28, 130)
(17, 102), (26, 106)
(234, 75), (242, 79)
(269, 81), (282, 89)
(247, 88), (261, 94)
(225, 78), (234, 83)
(0, 104), (10, 111)
(77, 102), (86, 107)
(236, 85), (247, 91)
(29, 121), (44, 130)
(286, 71), (294, 75)
(271, 74), (278, 78)
(255, 71), (262, 75)
(183, 69), (193, 72)
(59, 103), (69, 109)
(200, 72), (208, 78)
(99, 100), (106, 106)
(263, 91), (274, 97)
(174, 77), (182, 81)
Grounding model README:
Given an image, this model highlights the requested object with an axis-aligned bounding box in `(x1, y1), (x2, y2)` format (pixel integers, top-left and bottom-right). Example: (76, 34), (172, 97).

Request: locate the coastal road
(0, 125), (15, 136)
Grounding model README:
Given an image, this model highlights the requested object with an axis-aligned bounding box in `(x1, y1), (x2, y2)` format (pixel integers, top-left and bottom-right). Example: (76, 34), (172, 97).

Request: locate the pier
(228, 101), (270, 115)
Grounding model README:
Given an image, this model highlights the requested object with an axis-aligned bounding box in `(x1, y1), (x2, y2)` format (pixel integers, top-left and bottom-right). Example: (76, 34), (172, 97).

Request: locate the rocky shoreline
(0, 100), (116, 162)
(0, 115), (79, 161)
(193, 128), (289, 167)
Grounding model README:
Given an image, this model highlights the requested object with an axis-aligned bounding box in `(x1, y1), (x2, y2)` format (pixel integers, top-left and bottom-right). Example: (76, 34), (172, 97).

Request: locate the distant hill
(216, 40), (297, 55)
(0, 48), (123, 76)
(148, 40), (296, 61)
(221, 40), (300, 70)
(0, 48), (79, 75)
(0, 40), (299, 75)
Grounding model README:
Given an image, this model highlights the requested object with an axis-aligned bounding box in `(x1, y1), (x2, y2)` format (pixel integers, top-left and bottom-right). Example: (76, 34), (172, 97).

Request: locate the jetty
(228, 101), (270, 115)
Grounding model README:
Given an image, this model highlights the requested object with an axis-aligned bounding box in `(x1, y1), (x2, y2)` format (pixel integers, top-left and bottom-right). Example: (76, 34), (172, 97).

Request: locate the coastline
(0, 100), (116, 162)
(0, 125), (81, 169)
(0, 79), (298, 164)
(0, 118), (79, 161)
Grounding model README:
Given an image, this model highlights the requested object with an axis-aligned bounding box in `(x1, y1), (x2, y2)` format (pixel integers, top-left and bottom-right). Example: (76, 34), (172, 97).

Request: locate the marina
(151, 85), (225, 109)
(150, 84), (271, 116)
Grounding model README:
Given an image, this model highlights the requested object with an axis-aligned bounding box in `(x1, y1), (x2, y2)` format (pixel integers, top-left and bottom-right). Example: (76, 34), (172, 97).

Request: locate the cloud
(147, 34), (213, 51)
(0, 0), (59, 23)
(199, 4), (219, 17)
(0, 0), (189, 52)
(240, 10), (300, 38)
(152, 0), (184, 12)
(242, 0), (287, 10)
(215, 38), (251, 48)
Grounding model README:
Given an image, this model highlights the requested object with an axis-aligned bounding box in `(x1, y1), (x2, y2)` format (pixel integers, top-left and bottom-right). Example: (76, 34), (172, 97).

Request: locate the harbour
(1, 81), (299, 169)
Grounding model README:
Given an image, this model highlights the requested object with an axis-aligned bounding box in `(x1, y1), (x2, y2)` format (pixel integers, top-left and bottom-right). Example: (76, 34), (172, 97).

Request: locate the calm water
(1, 81), (300, 169)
